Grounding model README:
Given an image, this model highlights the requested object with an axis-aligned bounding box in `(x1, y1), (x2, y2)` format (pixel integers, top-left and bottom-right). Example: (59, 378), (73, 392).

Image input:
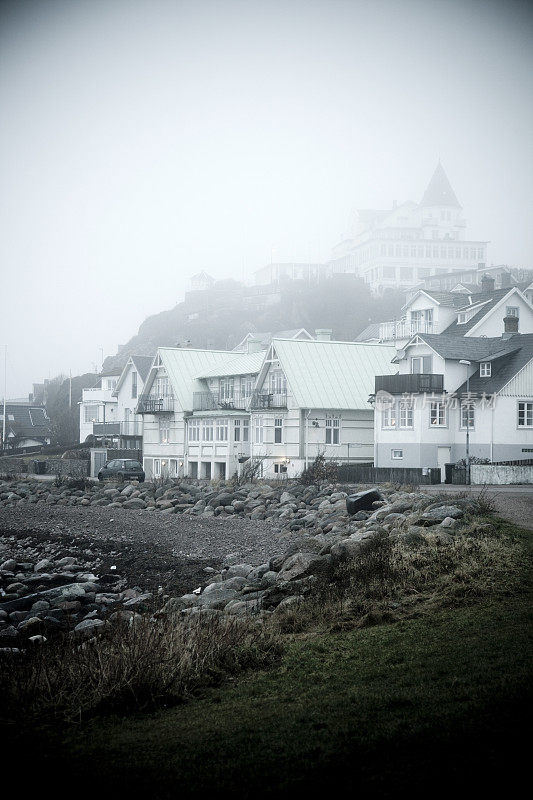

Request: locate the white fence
(470, 464), (533, 485)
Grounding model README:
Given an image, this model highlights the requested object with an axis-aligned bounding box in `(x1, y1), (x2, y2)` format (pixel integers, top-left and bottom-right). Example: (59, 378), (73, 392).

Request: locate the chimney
(500, 271), (512, 288)
(315, 329), (332, 341)
(480, 274), (495, 293)
(502, 315), (519, 338)
(246, 337), (262, 353)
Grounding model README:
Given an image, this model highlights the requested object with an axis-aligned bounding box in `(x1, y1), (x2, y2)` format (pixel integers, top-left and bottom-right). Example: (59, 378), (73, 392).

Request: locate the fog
(1, 0), (532, 397)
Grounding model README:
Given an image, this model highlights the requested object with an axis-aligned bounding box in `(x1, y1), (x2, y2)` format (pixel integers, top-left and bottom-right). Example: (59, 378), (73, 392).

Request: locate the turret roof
(420, 162), (461, 208)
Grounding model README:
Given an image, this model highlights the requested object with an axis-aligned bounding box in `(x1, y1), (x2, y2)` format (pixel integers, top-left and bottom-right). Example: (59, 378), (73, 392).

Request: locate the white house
(79, 372), (121, 444)
(139, 338), (397, 480)
(373, 329), (533, 478)
(359, 278), (533, 347)
(111, 355), (153, 450)
(138, 347), (237, 480)
(245, 337), (397, 478)
(330, 162), (488, 294)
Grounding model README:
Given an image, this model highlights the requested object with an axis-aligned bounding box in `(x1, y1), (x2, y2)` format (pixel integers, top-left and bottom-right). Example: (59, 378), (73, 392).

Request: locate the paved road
(424, 484), (533, 531)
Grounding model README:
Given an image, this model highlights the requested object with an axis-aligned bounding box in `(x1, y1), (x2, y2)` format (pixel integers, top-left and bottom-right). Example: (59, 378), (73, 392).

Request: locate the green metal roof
(158, 347), (233, 411)
(195, 351), (264, 379)
(269, 339), (397, 410)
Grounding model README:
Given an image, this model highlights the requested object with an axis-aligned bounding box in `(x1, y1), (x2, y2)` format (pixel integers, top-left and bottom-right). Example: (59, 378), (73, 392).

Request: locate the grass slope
(5, 520), (532, 798)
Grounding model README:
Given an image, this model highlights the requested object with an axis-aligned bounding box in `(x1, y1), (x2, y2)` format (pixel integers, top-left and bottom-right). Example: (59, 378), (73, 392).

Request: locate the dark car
(98, 458), (145, 483)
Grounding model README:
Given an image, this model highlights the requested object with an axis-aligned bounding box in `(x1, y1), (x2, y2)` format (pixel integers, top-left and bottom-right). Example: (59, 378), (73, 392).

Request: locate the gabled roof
(156, 347), (233, 411)
(196, 351), (264, 379)
(260, 339), (397, 410)
(443, 285), (532, 336)
(232, 328), (313, 352)
(403, 289), (466, 311)
(1, 403), (51, 441)
(402, 333), (521, 362)
(420, 162), (461, 208)
(355, 323), (382, 342)
(113, 354), (155, 395)
(455, 334), (533, 395)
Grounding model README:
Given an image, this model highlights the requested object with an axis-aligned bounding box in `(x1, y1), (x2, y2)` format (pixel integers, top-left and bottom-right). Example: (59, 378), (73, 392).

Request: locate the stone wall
(470, 464), (533, 485)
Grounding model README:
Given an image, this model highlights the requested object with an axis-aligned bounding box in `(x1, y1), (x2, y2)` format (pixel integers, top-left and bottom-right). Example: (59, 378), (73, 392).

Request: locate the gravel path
(0, 505), (293, 595)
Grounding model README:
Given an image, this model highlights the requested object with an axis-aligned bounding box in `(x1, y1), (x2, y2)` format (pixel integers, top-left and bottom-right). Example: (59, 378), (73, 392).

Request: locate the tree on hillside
(45, 372), (98, 445)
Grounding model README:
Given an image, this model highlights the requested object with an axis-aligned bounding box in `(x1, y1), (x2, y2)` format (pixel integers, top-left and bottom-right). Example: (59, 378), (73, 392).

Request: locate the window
(399, 402), (414, 428)
(159, 419), (170, 444)
(216, 418), (228, 441)
(430, 402), (447, 427)
(382, 405), (397, 428)
(84, 405), (99, 423)
(391, 449), (403, 460)
(254, 416), (263, 444)
(242, 419), (250, 442)
(460, 403), (475, 429)
(169, 459), (178, 477)
(234, 419), (241, 441)
(506, 306), (519, 318)
(411, 355), (433, 374)
(219, 377), (234, 401)
(189, 419), (200, 442)
(325, 414), (340, 444)
(241, 377), (253, 398)
(269, 370), (286, 394)
(131, 372), (137, 399)
(274, 463), (288, 473)
(480, 362), (491, 377)
(274, 417), (283, 444)
(457, 312), (468, 324)
(202, 419), (214, 441)
(518, 402), (533, 428)
(153, 459), (161, 477)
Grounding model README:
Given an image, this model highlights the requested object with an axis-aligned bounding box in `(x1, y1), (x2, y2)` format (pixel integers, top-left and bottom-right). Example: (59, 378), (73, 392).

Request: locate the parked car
(97, 458), (145, 483)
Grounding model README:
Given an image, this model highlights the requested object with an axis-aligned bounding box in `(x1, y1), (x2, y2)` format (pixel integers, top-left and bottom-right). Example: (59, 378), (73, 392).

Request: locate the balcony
(375, 374), (444, 395)
(92, 422), (120, 436)
(120, 420), (143, 437)
(137, 396), (174, 414)
(81, 387), (117, 404)
(193, 391), (250, 412)
(379, 319), (434, 341)
(250, 390), (287, 409)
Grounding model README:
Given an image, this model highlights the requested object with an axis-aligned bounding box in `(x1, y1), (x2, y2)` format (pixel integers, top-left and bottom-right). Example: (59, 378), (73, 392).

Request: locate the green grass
(4, 520), (532, 798)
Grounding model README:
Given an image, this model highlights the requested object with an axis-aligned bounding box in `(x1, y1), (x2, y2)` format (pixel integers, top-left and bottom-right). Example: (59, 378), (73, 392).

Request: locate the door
(437, 447), (451, 483)
(92, 450), (107, 477)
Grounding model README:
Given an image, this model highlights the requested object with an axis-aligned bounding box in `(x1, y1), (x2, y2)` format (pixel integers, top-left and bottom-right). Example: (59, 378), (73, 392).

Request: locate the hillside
(103, 276), (404, 373)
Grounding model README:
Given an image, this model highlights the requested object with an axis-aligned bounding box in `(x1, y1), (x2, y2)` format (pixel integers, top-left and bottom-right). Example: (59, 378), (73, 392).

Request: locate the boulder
(346, 489), (383, 515)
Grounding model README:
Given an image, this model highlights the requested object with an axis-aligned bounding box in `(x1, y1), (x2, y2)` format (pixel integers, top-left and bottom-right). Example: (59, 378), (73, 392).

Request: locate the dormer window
(457, 312), (468, 324)
(480, 362), (491, 377)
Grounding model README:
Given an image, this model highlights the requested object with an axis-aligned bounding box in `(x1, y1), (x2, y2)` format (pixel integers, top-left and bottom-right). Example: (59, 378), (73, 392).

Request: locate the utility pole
(2, 346), (6, 453)
(69, 370), (72, 410)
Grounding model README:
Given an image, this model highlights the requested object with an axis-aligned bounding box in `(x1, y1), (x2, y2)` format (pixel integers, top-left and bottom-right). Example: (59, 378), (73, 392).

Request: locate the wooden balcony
(250, 390), (287, 409)
(136, 396), (174, 414)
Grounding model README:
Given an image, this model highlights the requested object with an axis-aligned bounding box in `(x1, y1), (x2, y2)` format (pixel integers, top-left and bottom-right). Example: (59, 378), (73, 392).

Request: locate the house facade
(374, 330), (533, 477)
(79, 357), (152, 448)
(138, 338), (397, 480)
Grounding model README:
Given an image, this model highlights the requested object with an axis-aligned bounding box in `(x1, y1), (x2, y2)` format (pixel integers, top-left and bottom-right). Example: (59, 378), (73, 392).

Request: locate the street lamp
(459, 360), (471, 485)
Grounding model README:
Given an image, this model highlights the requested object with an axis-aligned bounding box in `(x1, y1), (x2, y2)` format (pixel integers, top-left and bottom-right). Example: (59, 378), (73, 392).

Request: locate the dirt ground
(0, 505), (292, 596)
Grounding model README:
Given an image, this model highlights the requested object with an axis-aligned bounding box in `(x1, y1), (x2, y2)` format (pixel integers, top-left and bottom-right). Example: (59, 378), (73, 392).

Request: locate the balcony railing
(137, 396), (174, 414)
(250, 390), (287, 409)
(120, 420), (143, 436)
(375, 374), (444, 395)
(92, 422), (120, 436)
(378, 319), (434, 341)
(193, 391), (250, 411)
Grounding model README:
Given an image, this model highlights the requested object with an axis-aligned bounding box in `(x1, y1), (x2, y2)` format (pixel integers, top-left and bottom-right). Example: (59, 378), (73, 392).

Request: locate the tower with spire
(329, 162), (488, 294)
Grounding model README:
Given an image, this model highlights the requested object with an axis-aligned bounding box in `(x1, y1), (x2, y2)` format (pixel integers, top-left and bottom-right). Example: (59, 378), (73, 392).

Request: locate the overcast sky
(1, 0), (532, 397)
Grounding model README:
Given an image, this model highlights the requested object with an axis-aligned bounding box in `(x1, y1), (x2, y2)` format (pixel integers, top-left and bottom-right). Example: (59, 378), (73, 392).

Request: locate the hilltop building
(330, 163), (488, 294)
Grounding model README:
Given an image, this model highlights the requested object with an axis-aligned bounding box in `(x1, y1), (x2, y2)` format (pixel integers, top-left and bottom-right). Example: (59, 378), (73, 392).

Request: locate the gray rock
(74, 618), (105, 633)
(278, 552), (331, 581)
(420, 505), (464, 524)
(225, 564), (253, 579)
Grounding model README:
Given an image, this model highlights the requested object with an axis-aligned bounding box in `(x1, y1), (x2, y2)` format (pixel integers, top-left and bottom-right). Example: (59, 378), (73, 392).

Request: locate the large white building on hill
(330, 163), (488, 294)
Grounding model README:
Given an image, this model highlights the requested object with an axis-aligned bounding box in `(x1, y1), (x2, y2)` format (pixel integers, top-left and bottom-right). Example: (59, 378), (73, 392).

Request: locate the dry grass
(273, 517), (525, 634)
(0, 612), (282, 723)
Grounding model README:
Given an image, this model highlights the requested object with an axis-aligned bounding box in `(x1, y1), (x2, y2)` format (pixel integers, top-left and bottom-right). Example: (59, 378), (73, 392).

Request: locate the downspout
(183, 413), (188, 478)
(490, 395), (495, 463)
(305, 409), (311, 470)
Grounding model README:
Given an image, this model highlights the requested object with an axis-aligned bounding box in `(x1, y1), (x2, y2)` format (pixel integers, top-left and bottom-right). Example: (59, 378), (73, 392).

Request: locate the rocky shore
(0, 476), (480, 651)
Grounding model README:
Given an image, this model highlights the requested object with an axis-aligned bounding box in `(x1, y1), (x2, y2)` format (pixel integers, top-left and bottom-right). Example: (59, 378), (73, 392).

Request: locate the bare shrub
(0, 612), (282, 723)
(300, 452), (339, 485)
(472, 485), (498, 515)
